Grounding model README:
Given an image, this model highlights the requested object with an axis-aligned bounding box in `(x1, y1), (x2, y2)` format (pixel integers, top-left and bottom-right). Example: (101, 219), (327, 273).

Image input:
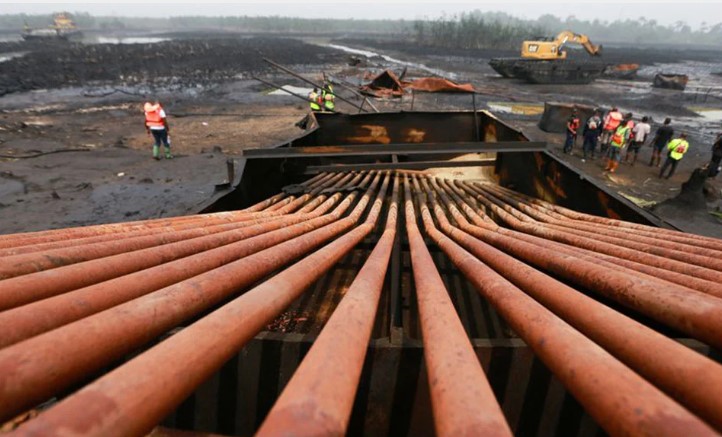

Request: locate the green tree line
(2, 11), (721, 47)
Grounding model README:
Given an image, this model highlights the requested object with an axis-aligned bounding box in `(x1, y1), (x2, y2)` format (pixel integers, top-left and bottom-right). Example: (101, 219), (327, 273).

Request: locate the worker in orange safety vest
(604, 119), (632, 173)
(144, 100), (172, 160)
(599, 107), (623, 155)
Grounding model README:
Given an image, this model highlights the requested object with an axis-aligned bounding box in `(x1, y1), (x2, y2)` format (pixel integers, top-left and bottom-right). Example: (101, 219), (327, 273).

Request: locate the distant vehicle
(22, 13), (82, 42)
(489, 30), (607, 85)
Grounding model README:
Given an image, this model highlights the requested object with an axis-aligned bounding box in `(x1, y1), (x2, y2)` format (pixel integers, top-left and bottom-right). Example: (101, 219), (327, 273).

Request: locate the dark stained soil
(2, 32), (722, 237)
(0, 37), (337, 96)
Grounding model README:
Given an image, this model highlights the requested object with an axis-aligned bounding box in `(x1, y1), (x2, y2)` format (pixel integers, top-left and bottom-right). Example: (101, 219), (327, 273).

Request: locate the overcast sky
(3, 1), (722, 28)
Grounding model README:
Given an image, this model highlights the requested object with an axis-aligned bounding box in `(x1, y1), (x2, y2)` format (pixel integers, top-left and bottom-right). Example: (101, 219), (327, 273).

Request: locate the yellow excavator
(490, 31), (606, 84)
(521, 31), (602, 59)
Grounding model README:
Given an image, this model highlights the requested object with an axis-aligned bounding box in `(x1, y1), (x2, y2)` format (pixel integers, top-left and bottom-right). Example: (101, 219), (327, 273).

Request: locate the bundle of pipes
(1, 170), (721, 436)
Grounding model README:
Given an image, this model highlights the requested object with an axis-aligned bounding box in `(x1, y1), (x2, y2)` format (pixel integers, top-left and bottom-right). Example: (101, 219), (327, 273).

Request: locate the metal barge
(1, 111), (721, 437)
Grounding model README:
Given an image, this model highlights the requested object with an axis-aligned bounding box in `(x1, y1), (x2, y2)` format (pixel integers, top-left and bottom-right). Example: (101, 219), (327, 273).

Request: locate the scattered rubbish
(487, 102), (544, 116)
(604, 64), (640, 80)
(51, 191), (61, 200)
(201, 122), (209, 126)
(620, 193), (658, 208)
(358, 69), (475, 98)
(117, 172), (125, 177)
(653, 74), (689, 90)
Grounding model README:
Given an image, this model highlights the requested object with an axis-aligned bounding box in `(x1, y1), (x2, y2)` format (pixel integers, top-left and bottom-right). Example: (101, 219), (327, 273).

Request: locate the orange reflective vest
(603, 111), (623, 131)
(144, 103), (165, 129)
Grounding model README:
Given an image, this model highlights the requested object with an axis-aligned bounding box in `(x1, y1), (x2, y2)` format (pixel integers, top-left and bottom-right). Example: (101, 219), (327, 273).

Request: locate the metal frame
(243, 141), (546, 159)
(303, 160), (496, 174)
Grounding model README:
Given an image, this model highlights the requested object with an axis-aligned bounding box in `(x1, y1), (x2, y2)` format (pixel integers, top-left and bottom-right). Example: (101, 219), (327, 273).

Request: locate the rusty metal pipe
(460, 181), (722, 283)
(443, 179), (720, 297)
(0, 172), (363, 277)
(493, 220), (722, 299)
(8, 174), (391, 437)
(403, 175), (512, 437)
(0, 210), (259, 249)
(0, 174), (351, 251)
(0, 194), (349, 345)
(425, 177), (722, 432)
(0, 213), (289, 258)
(0, 207), (289, 252)
(0, 173), (387, 422)
(412, 176), (718, 436)
(256, 175), (399, 437)
(477, 183), (722, 266)
(494, 184), (722, 251)
(448, 181), (722, 350)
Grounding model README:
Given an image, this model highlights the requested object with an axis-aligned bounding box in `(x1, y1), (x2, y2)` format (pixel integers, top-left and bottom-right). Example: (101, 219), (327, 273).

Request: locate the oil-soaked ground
(1, 32), (722, 236)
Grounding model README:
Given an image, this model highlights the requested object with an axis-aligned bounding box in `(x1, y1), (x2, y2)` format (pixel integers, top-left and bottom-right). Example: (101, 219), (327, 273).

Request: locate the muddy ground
(1, 33), (722, 237)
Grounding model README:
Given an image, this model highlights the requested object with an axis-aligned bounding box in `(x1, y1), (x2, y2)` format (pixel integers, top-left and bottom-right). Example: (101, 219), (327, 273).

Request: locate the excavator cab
(521, 31), (602, 60)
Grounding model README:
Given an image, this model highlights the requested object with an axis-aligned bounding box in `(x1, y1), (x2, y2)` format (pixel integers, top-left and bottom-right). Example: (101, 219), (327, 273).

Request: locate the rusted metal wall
(495, 151), (668, 226)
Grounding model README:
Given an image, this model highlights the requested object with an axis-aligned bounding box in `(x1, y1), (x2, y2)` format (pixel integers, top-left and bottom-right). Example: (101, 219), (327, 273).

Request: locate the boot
(604, 158), (612, 171)
(610, 161), (619, 173)
(152, 145), (160, 160)
(164, 147), (173, 159)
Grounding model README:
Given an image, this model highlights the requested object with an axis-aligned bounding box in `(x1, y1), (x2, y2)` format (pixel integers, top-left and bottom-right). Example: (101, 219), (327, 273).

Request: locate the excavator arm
(521, 30), (602, 60)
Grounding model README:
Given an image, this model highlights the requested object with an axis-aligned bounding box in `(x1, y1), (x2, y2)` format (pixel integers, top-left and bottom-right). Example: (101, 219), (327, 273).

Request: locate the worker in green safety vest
(308, 88), (322, 112)
(659, 133), (689, 179)
(321, 83), (335, 112)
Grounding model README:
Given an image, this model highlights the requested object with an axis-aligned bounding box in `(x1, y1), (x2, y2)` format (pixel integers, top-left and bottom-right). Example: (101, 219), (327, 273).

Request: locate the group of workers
(564, 107), (690, 179)
(308, 84), (336, 112)
(140, 84), (337, 161)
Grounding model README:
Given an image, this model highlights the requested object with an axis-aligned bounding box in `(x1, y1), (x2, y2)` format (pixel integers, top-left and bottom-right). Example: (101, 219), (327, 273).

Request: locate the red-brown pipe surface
(403, 176), (512, 437)
(0, 173), (385, 422)
(426, 177), (722, 431)
(256, 175), (399, 437)
(414, 176), (718, 437)
(8, 173), (391, 437)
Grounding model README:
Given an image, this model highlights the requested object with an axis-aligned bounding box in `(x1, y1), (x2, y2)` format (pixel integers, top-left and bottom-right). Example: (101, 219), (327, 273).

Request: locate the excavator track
(489, 58), (608, 84)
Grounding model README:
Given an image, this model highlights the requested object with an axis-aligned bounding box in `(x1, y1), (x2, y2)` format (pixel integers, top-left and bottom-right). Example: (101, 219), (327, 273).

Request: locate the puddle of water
(327, 43), (458, 80)
(0, 52), (26, 63)
(692, 109), (722, 123)
(268, 85), (313, 96)
(487, 102), (543, 115)
(94, 37), (170, 45)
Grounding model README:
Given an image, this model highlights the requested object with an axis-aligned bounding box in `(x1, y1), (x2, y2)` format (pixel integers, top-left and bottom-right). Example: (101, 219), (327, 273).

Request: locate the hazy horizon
(3, 1), (722, 29)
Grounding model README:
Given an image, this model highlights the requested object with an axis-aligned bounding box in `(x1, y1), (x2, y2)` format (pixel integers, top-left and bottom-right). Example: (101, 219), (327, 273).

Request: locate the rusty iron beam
(8, 173), (391, 437)
(413, 175), (719, 436)
(256, 175), (399, 436)
(402, 175), (512, 437)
